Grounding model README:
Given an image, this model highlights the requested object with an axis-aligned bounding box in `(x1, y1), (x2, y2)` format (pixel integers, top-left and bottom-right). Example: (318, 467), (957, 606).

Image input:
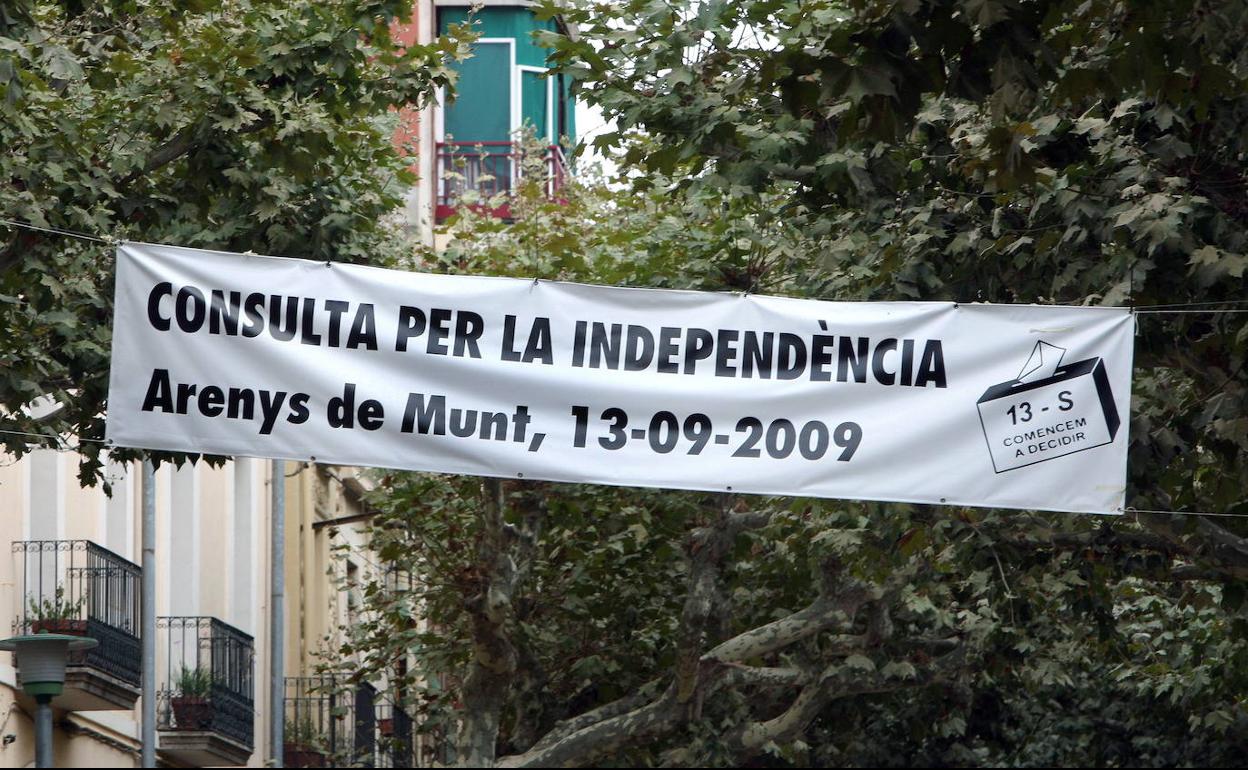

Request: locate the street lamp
(0, 634), (98, 768)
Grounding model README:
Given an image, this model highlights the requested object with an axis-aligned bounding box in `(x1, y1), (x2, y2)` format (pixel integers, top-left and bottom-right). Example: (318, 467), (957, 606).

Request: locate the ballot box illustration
(977, 341), (1120, 473)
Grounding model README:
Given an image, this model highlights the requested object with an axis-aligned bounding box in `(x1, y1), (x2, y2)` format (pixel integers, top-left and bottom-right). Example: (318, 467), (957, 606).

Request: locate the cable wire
(1124, 507), (1248, 519)
(4, 216), (1248, 316)
(1132, 299), (1248, 310)
(0, 427), (112, 451)
(1133, 308), (1248, 315)
(0, 217), (114, 245)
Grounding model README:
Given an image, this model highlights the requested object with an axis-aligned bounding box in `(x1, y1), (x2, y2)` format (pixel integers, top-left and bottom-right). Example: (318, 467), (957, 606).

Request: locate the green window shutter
(521, 70), (548, 142)
(444, 41), (511, 144)
(438, 7), (575, 145)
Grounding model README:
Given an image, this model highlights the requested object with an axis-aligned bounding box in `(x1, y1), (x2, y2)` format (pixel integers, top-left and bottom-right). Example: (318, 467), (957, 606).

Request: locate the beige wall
(199, 464), (229, 621)
(282, 465), (378, 675)
(0, 701), (134, 768)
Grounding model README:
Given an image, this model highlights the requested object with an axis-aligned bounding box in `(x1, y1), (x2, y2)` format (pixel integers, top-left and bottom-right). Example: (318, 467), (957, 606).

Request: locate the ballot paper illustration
(977, 341), (1121, 473)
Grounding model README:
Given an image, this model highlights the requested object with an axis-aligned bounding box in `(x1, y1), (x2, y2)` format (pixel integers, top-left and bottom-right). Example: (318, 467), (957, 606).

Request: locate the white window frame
(435, 38), (518, 200)
(516, 64), (555, 145)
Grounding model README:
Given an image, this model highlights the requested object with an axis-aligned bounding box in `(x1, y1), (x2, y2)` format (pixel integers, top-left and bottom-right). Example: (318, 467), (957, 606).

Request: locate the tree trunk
(456, 478), (519, 766)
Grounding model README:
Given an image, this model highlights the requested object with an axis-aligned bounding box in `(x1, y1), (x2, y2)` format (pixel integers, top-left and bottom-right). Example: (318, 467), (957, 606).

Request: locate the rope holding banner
(1123, 506), (1248, 520)
(3, 216), (1248, 313)
(0, 217), (111, 244)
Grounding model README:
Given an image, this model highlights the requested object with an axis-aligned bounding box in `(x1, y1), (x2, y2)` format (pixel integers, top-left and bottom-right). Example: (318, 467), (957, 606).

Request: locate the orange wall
(392, 3), (422, 165)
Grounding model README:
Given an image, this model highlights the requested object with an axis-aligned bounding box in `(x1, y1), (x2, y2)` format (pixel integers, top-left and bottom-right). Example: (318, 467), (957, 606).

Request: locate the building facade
(0, 453), (386, 767)
(402, 1), (577, 245)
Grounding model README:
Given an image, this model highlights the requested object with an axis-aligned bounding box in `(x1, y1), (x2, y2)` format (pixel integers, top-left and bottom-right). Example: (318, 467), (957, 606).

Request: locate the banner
(106, 243), (1135, 514)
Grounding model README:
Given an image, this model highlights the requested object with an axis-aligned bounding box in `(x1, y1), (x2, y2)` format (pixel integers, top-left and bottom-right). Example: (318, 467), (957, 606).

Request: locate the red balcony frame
(435, 141), (568, 222)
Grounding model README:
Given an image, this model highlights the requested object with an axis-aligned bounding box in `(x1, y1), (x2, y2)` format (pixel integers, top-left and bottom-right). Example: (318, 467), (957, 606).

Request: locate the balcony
(156, 616), (255, 766)
(374, 698), (416, 768)
(11, 540), (141, 711)
(435, 141), (569, 222)
(284, 676), (379, 767)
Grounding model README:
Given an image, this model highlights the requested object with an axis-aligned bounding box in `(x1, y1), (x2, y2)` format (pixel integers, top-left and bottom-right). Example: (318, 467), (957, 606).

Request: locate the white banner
(106, 243), (1135, 514)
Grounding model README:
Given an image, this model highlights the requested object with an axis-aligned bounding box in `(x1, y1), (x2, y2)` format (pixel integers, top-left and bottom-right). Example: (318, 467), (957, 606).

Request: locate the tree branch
(722, 663), (806, 688)
(674, 497), (737, 706)
(1001, 529), (1183, 556)
(506, 488), (549, 754)
(1136, 513), (1248, 580)
(497, 688), (680, 768)
(2, 113), (276, 275)
(499, 501), (777, 766)
(733, 642), (968, 756)
(519, 678), (665, 757)
(117, 113), (275, 188)
(702, 579), (878, 664)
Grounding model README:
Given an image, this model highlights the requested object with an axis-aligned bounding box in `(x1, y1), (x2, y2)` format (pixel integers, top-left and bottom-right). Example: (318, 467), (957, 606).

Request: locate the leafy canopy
(329, 0), (1248, 766)
(0, 0), (470, 484)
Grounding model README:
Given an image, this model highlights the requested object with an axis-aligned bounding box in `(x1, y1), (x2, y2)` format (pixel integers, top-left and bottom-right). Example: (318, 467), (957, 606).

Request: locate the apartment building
(0, 452), (389, 767)
(401, 1), (578, 244)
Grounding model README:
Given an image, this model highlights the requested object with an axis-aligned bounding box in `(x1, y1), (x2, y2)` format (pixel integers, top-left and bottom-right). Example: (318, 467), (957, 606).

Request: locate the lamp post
(0, 634), (98, 767)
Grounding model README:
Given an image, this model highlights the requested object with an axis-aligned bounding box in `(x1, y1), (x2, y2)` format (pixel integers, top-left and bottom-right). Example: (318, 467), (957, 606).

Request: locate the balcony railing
(284, 675), (434, 768)
(435, 141), (568, 222)
(12, 540), (141, 707)
(374, 699), (415, 768)
(157, 616), (255, 756)
(285, 676), (378, 767)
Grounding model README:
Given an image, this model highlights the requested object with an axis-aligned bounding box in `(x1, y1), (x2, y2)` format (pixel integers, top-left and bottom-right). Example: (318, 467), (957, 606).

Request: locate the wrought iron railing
(374, 568), (418, 767)
(435, 141), (568, 221)
(373, 699), (415, 768)
(12, 540), (142, 686)
(285, 676), (378, 767)
(156, 616), (255, 749)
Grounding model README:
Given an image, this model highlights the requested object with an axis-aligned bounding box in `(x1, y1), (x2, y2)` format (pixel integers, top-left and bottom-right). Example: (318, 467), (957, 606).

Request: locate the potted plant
(378, 716), (395, 737)
(283, 716), (327, 768)
(28, 586), (87, 635)
(170, 665), (214, 730)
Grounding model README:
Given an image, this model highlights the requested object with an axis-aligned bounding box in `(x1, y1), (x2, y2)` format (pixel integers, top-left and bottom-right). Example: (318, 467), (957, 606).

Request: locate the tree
(335, 158), (1247, 769)
(0, 0), (469, 484)
(328, 1), (1248, 766)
